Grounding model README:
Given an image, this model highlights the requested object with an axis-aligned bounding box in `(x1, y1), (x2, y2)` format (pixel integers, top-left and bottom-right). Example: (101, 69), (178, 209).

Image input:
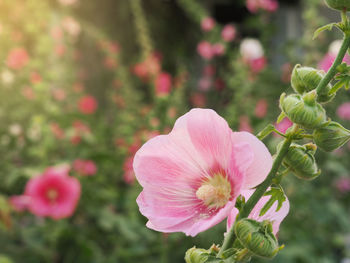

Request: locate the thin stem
(218, 137), (293, 256)
(316, 12), (350, 95)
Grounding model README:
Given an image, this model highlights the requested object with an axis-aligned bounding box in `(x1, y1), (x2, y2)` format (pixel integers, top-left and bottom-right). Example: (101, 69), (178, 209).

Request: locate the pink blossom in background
(132, 53), (161, 81)
(198, 77), (212, 91)
(201, 17), (215, 32)
(123, 156), (135, 184)
(61, 16), (81, 37)
(239, 115), (253, 133)
(255, 99), (268, 118)
(73, 159), (97, 176)
(134, 109), (272, 236)
(50, 123), (65, 139)
(73, 120), (90, 134)
(319, 53), (350, 72)
(334, 177), (350, 193)
(249, 57), (267, 73)
(15, 168), (81, 219)
(21, 86), (36, 100)
(246, 0), (279, 13)
(78, 95), (98, 114)
(212, 43), (225, 56)
(240, 38), (264, 61)
(30, 72), (42, 84)
(197, 41), (214, 60)
(104, 57), (117, 69)
(6, 47), (29, 70)
(52, 88), (66, 101)
(9, 195), (31, 212)
(58, 0), (78, 6)
(275, 117), (293, 134)
(155, 72), (172, 96)
(54, 44), (66, 56)
(337, 103), (350, 120)
(203, 65), (216, 77)
(227, 189), (289, 235)
(221, 25), (236, 42)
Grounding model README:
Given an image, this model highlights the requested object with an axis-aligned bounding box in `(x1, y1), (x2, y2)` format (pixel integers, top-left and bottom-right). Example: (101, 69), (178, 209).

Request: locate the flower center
(47, 189), (58, 202)
(196, 173), (231, 209)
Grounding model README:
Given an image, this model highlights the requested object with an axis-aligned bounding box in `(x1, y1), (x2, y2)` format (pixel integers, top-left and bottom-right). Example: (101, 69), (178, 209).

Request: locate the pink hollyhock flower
(240, 38), (264, 61)
(155, 72), (172, 96)
(221, 25), (236, 42)
(6, 47), (29, 70)
(198, 77), (212, 91)
(78, 95), (98, 114)
(73, 159), (97, 176)
(335, 177), (350, 193)
(275, 117), (293, 134)
(134, 109), (272, 236)
(30, 72), (42, 84)
(58, 0), (78, 6)
(319, 40), (350, 72)
(21, 168), (81, 219)
(201, 17), (215, 32)
(227, 189), (289, 235)
(9, 195), (31, 212)
(212, 43), (226, 56)
(337, 103), (350, 120)
(255, 99), (268, 118)
(197, 41), (214, 60)
(62, 16), (81, 37)
(50, 123), (65, 139)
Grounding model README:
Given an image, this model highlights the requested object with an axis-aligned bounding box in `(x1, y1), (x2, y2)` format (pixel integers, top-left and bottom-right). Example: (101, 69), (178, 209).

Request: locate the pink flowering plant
(133, 2), (350, 262)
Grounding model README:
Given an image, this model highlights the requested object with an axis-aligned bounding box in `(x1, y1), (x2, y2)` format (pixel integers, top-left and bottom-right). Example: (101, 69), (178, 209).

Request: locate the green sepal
(259, 186), (287, 217)
(313, 23), (337, 39)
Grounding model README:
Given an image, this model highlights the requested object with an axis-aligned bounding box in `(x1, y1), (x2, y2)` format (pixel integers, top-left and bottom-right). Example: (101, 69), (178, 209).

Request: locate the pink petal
(227, 189), (289, 235)
(231, 132), (272, 189)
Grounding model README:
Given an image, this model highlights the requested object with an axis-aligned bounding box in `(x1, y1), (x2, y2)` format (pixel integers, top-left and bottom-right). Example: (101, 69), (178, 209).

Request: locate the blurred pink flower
(201, 17), (215, 32)
(9, 195), (31, 212)
(155, 72), (172, 96)
(52, 88), (66, 101)
(227, 189), (289, 235)
(334, 177), (350, 193)
(30, 72), (42, 84)
(197, 41), (214, 60)
(275, 117), (293, 134)
(73, 159), (97, 176)
(50, 123), (65, 139)
(62, 16), (81, 37)
(104, 57), (117, 69)
(6, 47), (29, 70)
(58, 0), (78, 6)
(78, 95), (98, 114)
(239, 115), (253, 133)
(21, 86), (36, 100)
(134, 109), (272, 236)
(255, 99), (268, 118)
(337, 102), (350, 120)
(319, 53), (350, 72)
(123, 156), (135, 184)
(240, 38), (264, 61)
(212, 43), (225, 56)
(249, 57), (267, 73)
(16, 168), (81, 219)
(198, 77), (212, 91)
(246, 0), (279, 13)
(221, 25), (236, 42)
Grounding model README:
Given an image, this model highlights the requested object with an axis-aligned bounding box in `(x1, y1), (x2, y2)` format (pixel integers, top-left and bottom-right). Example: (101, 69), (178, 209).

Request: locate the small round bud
(234, 219), (280, 259)
(185, 247), (209, 263)
(279, 92), (327, 129)
(313, 121), (350, 152)
(291, 65), (334, 103)
(325, 0), (350, 10)
(280, 142), (320, 180)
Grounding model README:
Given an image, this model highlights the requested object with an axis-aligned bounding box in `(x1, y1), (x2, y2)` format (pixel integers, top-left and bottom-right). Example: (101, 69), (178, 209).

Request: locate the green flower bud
(325, 0), (350, 10)
(280, 142), (320, 180)
(291, 65), (334, 103)
(313, 121), (350, 152)
(279, 91), (327, 129)
(185, 247), (210, 263)
(234, 219), (280, 259)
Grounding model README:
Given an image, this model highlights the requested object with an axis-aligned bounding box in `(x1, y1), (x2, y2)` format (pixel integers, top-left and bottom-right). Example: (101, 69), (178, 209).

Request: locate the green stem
(218, 137), (292, 256)
(316, 12), (350, 95)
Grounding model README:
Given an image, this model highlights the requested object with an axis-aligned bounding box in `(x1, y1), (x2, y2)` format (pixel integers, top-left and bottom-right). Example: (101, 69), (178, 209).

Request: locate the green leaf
(313, 23), (337, 39)
(256, 124), (275, 140)
(259, 187), (287, 217)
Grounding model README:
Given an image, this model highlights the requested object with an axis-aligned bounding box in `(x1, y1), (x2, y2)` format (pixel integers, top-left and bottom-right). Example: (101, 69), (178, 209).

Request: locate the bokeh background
(1, 0), (350, 262)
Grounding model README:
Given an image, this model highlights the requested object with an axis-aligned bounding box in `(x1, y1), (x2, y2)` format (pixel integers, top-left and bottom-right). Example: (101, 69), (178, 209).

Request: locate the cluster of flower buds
(325, 0), (350, 10)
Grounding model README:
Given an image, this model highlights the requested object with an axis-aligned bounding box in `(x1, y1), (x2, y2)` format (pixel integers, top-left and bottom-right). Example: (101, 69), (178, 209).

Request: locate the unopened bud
(185, 247), (210, 263)
(279, 92), (327, 129)
(313, 121), (350, 152)
(234, 219), (280, 259)
(291, 65), (334, 103)
(280, 142), (320, 180)
(325, 0), (350, 10)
